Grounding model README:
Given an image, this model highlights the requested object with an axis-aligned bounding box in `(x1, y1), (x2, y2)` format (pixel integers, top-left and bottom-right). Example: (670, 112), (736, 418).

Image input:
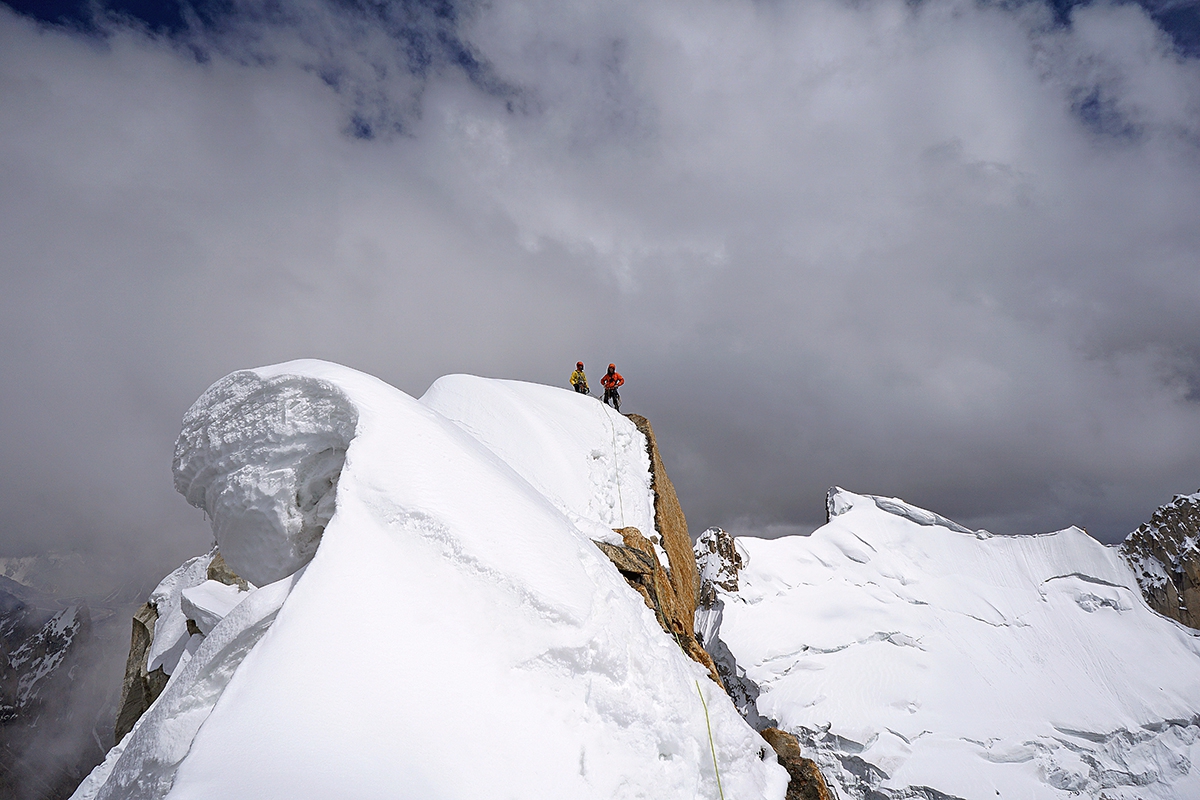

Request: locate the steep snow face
(714, 489), (1200, 800)
(422, 374), (656, 543)
(76, 361), (786, 800)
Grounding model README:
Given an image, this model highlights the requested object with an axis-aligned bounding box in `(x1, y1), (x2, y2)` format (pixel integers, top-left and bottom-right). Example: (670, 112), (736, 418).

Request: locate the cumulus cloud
(1, 0), (1199, 603)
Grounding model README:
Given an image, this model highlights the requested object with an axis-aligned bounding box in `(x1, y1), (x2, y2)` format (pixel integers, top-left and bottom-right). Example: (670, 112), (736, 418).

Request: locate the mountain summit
(73, 361), (788, 800)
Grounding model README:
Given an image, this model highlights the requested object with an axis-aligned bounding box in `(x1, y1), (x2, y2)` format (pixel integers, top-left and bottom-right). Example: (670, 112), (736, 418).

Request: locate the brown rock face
(114, 602), (169, 743)
(596, 528), (723, 686)
(760, 728), (835, 800)
(624, 414), (699, 629)
(1121, 492), (1200, 629)
(207, 551), (250, 591)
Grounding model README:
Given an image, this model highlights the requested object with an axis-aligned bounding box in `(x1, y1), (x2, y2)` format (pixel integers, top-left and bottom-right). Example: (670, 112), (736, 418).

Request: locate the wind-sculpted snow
(144, 554), (212, 676)
(713, 489), (1200, 799)
(172, 369), (358, 587)
(76, 360), (787, 800)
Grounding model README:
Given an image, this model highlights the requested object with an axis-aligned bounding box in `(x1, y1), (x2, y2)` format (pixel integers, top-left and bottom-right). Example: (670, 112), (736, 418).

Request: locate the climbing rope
(697, 680), (726, 800)
(603, 403), (627, 528)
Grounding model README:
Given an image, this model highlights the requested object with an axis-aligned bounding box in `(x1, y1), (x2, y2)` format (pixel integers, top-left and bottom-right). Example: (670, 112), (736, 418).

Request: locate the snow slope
(421, 374), (656, 544)
(73, 361), (787, 800)
(709, 489), (1200, 800)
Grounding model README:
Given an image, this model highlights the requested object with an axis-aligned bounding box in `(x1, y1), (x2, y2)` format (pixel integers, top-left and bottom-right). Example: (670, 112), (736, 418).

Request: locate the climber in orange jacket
(600, 363), (624, 412)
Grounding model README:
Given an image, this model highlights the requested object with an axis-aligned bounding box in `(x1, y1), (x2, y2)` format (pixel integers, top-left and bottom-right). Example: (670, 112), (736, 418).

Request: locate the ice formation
(704, 488), (1200, 800)
(74, 361), (787, 800)
(172, 370), (357, 587)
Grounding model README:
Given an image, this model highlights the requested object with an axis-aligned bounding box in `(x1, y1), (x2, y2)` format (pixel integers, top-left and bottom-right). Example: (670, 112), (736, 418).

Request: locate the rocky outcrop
(594, 414), (720, 683)
(595, 528), (723, 686)
(760, 728), (836, 800)
(695, 527), (836, 800)
(113, 603), (168, 743)
(695, 524), (744, 606)
(207, 551), (250, 591)
(1121, 492), (1200, 629)
(625, 415), (700, 630)
(113, 548), (252, 742)
(693, 529), (772, 728)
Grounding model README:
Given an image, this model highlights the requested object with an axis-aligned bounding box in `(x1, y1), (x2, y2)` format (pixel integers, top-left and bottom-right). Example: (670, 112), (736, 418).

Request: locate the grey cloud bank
(1, 0), (1199, 602)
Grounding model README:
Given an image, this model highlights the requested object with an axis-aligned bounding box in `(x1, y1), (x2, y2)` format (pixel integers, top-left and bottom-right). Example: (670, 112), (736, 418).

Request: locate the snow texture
(179, 581), (249, 636)
(145, 554), (212, 675)
(422, 374), (656, 545)
(715, 488), (1200, 800)
(74, 360), (786, 800)
(172, 370), (358, 587)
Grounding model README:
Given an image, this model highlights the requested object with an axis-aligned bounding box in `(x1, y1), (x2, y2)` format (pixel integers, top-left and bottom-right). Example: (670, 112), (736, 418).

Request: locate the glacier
(700, 488), (1200, 800)
(73, 360), (788, 800)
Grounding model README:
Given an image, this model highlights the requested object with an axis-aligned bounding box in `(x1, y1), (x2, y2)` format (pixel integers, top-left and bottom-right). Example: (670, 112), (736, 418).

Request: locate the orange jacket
(600, 370), (624, 389)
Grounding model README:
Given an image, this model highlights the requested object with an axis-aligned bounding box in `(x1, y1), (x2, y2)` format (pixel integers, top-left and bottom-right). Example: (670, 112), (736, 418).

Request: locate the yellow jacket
(570, 369), (588, 387)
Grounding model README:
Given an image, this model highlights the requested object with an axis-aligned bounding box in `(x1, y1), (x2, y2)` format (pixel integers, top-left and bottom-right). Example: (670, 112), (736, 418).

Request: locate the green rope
(697, 680), (726, 800)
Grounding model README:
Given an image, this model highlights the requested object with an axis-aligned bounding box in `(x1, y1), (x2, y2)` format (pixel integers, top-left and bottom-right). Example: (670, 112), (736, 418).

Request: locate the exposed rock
(760, 728), (836, 800)
(695, 526), (744, 607)
(695, 599), (775, 730)
(625, 414), (700, 630)
(113, 602), (168, 743)
(114, 549), (250, 743)
(696, 530), (835, 800)
(207, 551), (250, 591)
(596, 527), (723, 686)
(1121, 491), (1200, 629)
(695, 528), (773, 727)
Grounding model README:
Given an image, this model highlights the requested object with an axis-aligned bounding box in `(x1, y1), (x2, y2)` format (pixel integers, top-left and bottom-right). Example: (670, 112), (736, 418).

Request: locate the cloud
(0, 0), (1198, 608)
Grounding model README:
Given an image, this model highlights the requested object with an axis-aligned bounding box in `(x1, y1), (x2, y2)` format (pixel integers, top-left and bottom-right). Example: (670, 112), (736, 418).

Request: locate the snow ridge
(75, 361), (787, 800)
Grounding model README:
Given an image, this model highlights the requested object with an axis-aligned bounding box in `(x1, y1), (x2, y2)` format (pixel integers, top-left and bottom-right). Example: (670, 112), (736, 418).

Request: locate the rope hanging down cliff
(601, 403), (627, 529)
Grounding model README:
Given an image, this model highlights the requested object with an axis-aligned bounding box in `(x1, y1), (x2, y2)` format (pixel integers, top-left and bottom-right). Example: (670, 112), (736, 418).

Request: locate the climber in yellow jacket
(570, 362), (590, 394)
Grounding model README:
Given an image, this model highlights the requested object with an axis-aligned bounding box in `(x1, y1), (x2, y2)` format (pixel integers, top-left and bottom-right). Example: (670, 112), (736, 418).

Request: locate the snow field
(716, 489), (1200, 799)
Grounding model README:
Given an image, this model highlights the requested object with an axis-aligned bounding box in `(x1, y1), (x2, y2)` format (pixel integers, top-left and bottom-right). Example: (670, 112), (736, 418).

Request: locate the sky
(2, 0), (1200, 601)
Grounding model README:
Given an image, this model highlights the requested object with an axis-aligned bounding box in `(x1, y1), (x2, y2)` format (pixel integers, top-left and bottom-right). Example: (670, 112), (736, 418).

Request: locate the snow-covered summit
(703, 487), (1200, 800)
(75, 361), (787, 800)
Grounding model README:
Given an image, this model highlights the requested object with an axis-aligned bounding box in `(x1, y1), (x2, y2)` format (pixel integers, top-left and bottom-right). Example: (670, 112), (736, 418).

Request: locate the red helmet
(608, 363), (616, 370)
(576, 361), (583, 368)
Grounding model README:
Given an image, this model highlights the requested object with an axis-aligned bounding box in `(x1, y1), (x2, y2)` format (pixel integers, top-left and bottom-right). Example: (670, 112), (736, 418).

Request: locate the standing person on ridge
(600, 363), (624, 412)
(570, 362), (589, 394)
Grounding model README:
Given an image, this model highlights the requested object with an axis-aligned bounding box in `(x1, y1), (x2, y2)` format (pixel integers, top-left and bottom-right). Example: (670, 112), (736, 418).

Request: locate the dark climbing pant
(574, 383), (589, 394)
(603, 388), (620, 411)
